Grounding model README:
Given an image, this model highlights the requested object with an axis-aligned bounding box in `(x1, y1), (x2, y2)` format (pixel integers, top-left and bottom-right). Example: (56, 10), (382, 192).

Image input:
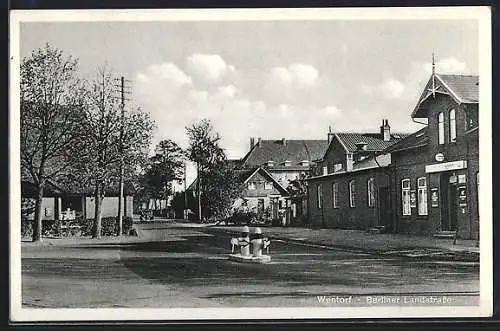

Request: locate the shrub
(76, 216), (133, 236)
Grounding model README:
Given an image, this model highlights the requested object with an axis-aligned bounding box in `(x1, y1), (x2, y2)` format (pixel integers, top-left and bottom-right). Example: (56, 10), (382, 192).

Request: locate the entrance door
(270, 198), (279, 219)
(378, 187), (392, 230)
(440, 173), (458, 231)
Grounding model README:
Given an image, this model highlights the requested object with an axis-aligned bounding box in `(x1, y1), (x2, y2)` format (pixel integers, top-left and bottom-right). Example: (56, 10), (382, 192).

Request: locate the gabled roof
(240, 166), (289, 195)
(382, 127), (428, 154)
(334, 132), (408, 154)
(240, 139), (328, 168)
(412, 73), (479, 118)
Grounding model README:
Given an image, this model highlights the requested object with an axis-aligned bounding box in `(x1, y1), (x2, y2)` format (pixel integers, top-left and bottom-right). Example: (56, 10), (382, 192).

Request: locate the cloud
(423, 57), (468, 74)
(362, 78), (405, 99)
(185, 53), (233, 84)
(267, 63), (319, 91)
(137, 62), (192, 89)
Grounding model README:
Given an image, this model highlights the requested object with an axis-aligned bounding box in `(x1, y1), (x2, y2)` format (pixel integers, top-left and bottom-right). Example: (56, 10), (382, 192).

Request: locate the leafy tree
(199, 162), (241, 220)
(20, 44), (86, 242)
(186, 119), (226, 221)
(73, 67), (154, 238)
(139, 139), (185, 209)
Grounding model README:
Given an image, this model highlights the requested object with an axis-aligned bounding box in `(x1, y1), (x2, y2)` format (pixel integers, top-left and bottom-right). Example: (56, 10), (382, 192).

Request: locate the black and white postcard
(9, 7), (492, 321)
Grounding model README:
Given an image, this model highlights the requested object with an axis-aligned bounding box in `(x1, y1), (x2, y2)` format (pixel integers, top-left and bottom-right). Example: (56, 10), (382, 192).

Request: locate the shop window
(367, 178), (375, 207)
(248, 182), (256, 190)
(402, 179), (411, 216)
(332, 182), (339, 208)
(349, 180), (356, 208)
(417, 177), (428, 216)
(438, 112), (445, 145)
(449, 109), (456, 142)
(317, 184), (323, 209)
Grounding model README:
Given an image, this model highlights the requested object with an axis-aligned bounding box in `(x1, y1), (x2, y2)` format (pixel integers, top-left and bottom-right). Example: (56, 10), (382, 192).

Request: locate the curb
(202, 226), (479, 263)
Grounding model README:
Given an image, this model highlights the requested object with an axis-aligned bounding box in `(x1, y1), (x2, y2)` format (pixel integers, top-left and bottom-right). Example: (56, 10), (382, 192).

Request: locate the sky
(18, 16), (479, 187)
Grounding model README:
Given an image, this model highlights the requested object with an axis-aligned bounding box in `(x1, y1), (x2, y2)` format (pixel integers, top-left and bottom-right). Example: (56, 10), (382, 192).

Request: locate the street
(22, 222), (479, 308)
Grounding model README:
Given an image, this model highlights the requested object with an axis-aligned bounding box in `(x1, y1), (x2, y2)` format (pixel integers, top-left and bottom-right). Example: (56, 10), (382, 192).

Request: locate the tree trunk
(93, 185), (103, 239)
(32, 183), (44, 242)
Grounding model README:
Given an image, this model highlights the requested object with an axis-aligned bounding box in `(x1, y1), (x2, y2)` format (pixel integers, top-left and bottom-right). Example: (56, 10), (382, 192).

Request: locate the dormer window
(283, 160), (291, 167)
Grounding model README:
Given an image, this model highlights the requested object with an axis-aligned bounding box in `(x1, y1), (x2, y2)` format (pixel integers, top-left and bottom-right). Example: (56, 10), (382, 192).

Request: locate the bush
(76, 216), (133, 236)
(226, 210), (257, 225)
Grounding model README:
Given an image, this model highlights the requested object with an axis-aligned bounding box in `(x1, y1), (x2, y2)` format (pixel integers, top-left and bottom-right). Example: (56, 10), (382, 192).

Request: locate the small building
(307, 120), (406, 230)
(232, 167), (290, 221)
(239, 138), (329, 224)
(21, 180), (135, 221)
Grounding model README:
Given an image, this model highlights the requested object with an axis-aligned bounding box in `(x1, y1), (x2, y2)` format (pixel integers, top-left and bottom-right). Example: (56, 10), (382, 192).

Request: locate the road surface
(21, 222), (479, 308)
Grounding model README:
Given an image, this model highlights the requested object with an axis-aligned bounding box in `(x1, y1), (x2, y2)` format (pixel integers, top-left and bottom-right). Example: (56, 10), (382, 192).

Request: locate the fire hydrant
(239, 225), (251, 257)
(252, 227), (264, 257)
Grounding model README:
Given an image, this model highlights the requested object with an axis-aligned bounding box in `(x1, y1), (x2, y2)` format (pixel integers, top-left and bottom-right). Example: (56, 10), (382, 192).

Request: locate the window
(332, 182), (339, 208)
(317, 184), (323, 209)
(349, 180), (356, 208)
(438, 112), (445, 144)
(264, 182), (273, 190)
(367, 178), (375, 207)
(417, 177), (428, 216)
(248, 182), (256, 190)
(402, 179), (411, 216)
(449, 109), (456, 142)
(322, 166), (328, 175)
(333, 163), (343, 172)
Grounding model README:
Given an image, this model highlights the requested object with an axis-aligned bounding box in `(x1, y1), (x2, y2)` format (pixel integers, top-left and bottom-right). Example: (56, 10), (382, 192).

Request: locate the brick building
(306, 71), (479, 239)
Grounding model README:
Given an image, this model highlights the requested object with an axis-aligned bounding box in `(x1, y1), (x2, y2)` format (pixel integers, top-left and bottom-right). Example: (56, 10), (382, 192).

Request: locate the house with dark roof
(306, 71), (479, 240)
(386, 72), (479, 239)
(306, 119), (406, 230)
(21, 180), (135, 221)
(238, 138), (329, 224)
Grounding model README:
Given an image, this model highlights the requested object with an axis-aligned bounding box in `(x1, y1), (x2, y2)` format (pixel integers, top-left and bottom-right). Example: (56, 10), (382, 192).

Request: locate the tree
(199, 162), (241, 220)
(186, 119), (226, 221)
(186, 119), (240, 221)
(140, 139), (185, 210)
(20, 44), (86, 242)
(73, 67), (154, 238)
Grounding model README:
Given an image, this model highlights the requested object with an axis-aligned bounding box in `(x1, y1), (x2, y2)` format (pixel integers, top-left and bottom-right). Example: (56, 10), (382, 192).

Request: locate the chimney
(282, 138), (286, 146)
(250, 137), (255, 149)
(257, 137), (262, 146)
(327, 126), (335, 143)
(380, 119), (391, 142)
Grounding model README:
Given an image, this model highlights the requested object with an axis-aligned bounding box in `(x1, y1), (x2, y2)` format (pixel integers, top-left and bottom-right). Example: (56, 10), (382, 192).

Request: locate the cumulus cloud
(362, 78), (405, 99)
(266, 63), (319, 91)
(137, 62), (192, 89)
(185, 53), (233, 84)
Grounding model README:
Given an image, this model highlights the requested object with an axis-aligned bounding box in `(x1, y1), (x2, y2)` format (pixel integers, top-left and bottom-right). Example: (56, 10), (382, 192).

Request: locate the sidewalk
(203, 224), (480, 262)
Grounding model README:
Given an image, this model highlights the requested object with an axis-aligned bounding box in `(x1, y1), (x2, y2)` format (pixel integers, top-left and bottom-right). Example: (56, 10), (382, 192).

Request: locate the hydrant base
(228, 253), (271, 264)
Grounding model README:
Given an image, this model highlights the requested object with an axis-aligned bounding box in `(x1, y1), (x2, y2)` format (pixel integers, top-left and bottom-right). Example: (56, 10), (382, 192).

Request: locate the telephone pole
(116, 76), (132, 236)
(184, 162), (188, 219)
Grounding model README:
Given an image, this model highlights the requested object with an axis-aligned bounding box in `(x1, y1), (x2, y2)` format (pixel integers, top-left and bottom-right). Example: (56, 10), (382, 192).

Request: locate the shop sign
(435, 153), (445, 162)
(458, 174), (467, 184)
(431, 188), (439, 207)
(425, 160), (467, 173)
(410, 190), (417, 208)
(458, 186), (467, 207)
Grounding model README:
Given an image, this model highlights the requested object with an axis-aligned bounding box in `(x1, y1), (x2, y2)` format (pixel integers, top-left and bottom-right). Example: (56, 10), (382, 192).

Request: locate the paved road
(21, 223), (479, 308)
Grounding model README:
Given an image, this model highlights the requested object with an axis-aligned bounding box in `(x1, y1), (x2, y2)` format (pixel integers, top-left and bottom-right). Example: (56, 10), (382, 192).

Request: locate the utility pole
(197, 162), (202, 222)
(184, 161), (187, 219)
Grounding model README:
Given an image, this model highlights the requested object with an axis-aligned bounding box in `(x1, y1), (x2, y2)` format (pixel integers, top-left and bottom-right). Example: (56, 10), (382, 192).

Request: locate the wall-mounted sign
(458, 174), (467, 184)
(435, 153), (445, 162)
(458, 185), (467, 207)
(410, 190), (417, 208)
(431, 188), (439, 207)
(425, 160), (467, 173)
